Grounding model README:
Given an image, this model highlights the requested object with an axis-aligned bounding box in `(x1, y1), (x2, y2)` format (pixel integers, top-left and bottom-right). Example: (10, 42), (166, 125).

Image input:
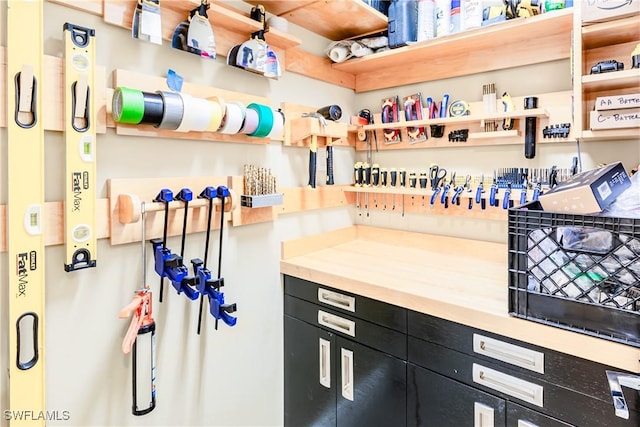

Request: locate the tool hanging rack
(281, 102), (353, 148)
(353, 91), (573, 151)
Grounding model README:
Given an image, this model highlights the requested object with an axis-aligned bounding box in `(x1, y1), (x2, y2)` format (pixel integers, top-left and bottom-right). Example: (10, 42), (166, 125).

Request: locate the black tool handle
(326, 146), (334, 185)
(525, 117), (536, 159)
(308, 149), (317, 188)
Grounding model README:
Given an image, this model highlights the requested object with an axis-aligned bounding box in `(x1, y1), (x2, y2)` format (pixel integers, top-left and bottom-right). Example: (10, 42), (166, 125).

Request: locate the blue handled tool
(194, 186), (237, 334)
(441, 172), (455, 207)
(519, 187), (527, 205)
(152, 189), (173, 303)
(532, 182), (542, 201)
(475, 174), (486, 210)
(451, 175), (470, 206)
(489, 176), (498, 208)
(150, 188), (199, 302)
(429, 165), (446, 208)
(502, 183), (512, 209)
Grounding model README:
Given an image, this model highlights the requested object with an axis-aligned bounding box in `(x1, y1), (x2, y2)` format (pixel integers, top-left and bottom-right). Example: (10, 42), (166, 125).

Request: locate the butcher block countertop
(280, 225), (640, 372)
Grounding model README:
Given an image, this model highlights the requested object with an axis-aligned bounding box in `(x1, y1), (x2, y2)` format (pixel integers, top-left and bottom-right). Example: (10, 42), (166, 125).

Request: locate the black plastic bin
(508, 201), (640, 347)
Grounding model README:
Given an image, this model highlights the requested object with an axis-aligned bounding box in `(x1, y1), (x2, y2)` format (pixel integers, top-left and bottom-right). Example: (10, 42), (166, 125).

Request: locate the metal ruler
(7, 0), (46, 424)
(63, 23), (97, 272)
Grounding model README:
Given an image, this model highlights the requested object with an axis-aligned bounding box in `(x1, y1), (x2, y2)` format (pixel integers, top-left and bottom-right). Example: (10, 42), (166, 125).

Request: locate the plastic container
(508, 201), (640, 347)
(388, 0), (418, 48)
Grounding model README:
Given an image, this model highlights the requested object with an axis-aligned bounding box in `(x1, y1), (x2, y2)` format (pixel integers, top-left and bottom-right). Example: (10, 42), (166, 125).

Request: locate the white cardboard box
(595, 93), (640, 111)
(590, 107), (640, 130)
(581, 0), (640, 23)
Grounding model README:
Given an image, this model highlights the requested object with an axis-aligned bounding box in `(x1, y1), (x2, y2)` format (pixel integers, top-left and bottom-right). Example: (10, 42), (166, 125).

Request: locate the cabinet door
(336, 336), (407, 427)
(284, 315), (336, 427)
(408, 363), (506, 427)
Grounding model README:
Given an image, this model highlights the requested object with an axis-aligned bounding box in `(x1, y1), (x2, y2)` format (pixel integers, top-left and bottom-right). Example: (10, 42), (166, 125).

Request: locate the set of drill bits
(241, 164), (283, 208)
(243, 164), (277, 196)
(482, 82), (499, 132)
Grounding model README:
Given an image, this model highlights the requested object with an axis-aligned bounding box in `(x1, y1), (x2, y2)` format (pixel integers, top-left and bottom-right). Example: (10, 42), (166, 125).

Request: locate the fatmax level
(7, 0), (46, 425)
(63, 23), (98, 272)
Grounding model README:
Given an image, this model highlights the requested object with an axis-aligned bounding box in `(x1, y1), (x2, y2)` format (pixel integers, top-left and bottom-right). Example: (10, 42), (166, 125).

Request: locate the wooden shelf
(582, 14), (640, 49)
(281, 102), (353, 147)
(354, 91), (572, 151)
(580, 129), (640, 142)
(111, 68), (280, 145)
(332, 9), (573, 92)
(102, 0), (301, 60)
(581, 69), (640, 91)
(361, 108), (549, 130)
(247, 0), (388, 41)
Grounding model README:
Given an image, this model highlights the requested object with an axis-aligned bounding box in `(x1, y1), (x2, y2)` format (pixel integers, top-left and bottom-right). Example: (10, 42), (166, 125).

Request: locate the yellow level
(63, 23), (97, 271)
(7, 0), (46, 425)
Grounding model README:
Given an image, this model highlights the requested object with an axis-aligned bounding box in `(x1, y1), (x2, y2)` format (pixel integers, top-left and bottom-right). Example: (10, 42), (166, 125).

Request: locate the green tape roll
(247, 103), (274, 138)
(112, 87), (145, 124)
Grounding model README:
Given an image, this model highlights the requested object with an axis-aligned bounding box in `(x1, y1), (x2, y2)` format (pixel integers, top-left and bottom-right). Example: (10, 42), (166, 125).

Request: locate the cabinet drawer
(285, 294), (407, 359)
(408, 336), (639, 427)
(284, 275), (407, 333)
(408, 310), (640, 411)
(507, 402), (573, 427)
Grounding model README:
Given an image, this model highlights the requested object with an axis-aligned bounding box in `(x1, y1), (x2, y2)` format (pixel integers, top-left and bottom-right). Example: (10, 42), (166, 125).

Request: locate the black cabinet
(282, 275), (639, 427)
(408, 310), (640, 427)
(283, 276), (407, 427)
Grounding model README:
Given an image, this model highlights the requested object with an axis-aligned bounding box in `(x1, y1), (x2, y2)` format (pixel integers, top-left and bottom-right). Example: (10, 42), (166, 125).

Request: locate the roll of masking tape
(267, 108), (285, 139)
(112, 87), (145, 124)
(188, 96), (213, 132)
(247, 103), (274, 138)
(206, 97), (224, 132)
(176, 93), (198, 132)
(156, 91), (184, 130)
(240, 107), (260, 134)
(140, 91), (164, 126)
(219, 102), (245, 134)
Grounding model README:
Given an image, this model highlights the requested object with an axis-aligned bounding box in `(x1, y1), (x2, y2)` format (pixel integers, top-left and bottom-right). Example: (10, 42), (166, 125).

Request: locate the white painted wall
(1, 2), (355, 426)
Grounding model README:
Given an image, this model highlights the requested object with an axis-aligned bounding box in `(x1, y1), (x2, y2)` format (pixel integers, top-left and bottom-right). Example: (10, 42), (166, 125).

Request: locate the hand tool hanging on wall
(475, 174), (486, 210)
(7, 0), (46, 420)
(150, 189), (174, 303)
(194, 187), (237, 334)
(63, 23), (98, 272)
(403, 93), (427, 144)
(316, 105), (342, 185)
(301, 111), (326, 189)
(149, 189), (199, 302)
(390, 167), (398, 210)
(524, 96), (538, 159)
(501, 92), (515, 130)
(119, 201), (156, 416)
(171, 0), (216, 59)
(381, 96), (402, 144)
(132, 0), (162, 45)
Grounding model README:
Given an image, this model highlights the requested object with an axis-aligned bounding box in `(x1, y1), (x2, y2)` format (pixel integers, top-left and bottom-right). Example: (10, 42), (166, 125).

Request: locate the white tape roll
(189, 97), (213, 132)
(176, 93), (199, 132)
(219, 102), (245, 134)
(240, 107), (259, 134)
(329, 45), (349, 63)
(267, 109), (285, 139)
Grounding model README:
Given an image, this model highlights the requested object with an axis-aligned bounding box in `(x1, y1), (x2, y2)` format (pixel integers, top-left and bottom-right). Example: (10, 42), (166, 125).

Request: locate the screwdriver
(390, 168), (397, 210)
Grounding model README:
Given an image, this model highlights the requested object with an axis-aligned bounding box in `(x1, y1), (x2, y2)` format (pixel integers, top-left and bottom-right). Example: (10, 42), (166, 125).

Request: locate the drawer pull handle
(474, 402), (494, 427)
(517, 421), (539, 427)
(319, 338), (331, 388)
(317, 310), (356, 337)
(341, 348), (354, 401)
(318, 288), (355, 312)
(473, 334), (544, 374)
(606, 370), (640, 420)
(473, 363), (543, 407)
